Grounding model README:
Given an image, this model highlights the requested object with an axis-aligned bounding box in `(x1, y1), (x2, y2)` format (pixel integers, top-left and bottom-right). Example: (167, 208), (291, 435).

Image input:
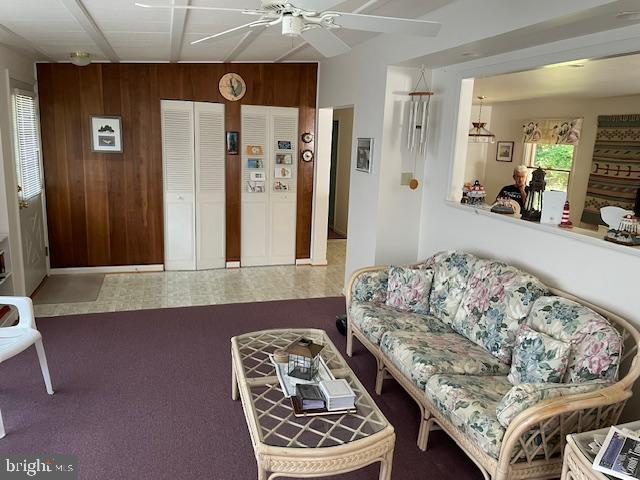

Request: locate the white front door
(18, 193), (47, 294)
(12, 89), (47, 295)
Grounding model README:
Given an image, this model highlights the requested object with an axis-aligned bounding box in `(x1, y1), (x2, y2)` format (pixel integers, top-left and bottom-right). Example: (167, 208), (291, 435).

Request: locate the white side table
(562, 420), (640, 480)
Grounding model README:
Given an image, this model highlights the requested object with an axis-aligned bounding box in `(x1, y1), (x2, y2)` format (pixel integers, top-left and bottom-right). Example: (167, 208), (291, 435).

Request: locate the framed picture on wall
(90, 115), (122, 153)
(496, 141), (514, 162)
(226, 131), (239, 155)
(356, 137), (373, 173)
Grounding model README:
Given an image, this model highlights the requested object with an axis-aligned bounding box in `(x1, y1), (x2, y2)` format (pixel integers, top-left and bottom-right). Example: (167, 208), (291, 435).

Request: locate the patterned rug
(581, 114), (640, 225)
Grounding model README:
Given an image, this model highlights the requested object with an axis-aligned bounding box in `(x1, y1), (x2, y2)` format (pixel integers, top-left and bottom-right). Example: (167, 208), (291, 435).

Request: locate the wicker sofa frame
(345, 264), (640, 480)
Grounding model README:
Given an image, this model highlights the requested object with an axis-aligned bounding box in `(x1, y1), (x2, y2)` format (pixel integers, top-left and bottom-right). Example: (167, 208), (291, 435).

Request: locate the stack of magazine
(593, 427), (640, 479)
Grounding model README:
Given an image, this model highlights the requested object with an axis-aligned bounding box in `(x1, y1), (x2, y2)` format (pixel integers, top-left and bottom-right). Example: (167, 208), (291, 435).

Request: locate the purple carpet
(0, 297), (481, 479)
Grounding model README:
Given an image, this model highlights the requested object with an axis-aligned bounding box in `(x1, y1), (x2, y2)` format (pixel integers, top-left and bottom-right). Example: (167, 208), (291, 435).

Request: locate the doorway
(12, 87), (48, 295)
(328, 107), (353, 240)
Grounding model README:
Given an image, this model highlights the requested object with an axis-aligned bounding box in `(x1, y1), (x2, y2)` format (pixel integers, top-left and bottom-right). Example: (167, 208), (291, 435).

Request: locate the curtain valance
(522, 118), (583, 145)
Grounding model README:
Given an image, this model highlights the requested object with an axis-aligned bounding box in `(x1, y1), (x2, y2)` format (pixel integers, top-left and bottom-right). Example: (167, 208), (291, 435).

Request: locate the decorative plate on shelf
(301, 132), (314, 143)
(219, 73), (246, 101)
(302, 149), (314, 162)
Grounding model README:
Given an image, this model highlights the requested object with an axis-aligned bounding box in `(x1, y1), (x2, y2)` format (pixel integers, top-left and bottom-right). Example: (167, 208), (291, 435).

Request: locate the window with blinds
(12, 91), (42, 201)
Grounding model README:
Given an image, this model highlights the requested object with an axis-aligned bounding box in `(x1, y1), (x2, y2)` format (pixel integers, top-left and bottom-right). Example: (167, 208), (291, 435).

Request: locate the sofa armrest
(346, 266), (389, 305)
(497, 381), (630, 471)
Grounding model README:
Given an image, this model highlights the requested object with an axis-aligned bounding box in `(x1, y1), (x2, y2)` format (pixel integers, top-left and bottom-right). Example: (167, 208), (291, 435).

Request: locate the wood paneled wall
(36, 63), (318, 268)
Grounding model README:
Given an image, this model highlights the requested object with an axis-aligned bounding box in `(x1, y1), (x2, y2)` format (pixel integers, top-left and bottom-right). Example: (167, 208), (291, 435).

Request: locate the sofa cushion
(527, 296), (623, 383)
(508, 325), (571, 384)
(424, 251), (479, 325)
(385, 266), (434, 314)
(380, 331), (510, 390)
(349, 301), (452, 346)
(426, 374), (512, 459)
(452, 260), (547, 364)
(351, 268), (389, 304)
(495, 380), (611, 428)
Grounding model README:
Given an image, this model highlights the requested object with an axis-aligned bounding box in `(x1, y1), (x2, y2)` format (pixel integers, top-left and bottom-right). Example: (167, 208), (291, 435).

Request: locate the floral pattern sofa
(346, 251), (640, 480)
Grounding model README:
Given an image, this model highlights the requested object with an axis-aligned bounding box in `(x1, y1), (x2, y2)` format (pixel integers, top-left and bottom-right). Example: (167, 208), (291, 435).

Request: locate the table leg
(379, 448), (394, 480)
(231, 363), (239, 401)
(257, 466), (268, 480)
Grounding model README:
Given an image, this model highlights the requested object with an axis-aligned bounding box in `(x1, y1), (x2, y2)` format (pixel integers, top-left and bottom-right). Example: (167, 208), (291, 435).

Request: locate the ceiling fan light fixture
(70, 51), (91, 67)
(282, 13), (304, 36)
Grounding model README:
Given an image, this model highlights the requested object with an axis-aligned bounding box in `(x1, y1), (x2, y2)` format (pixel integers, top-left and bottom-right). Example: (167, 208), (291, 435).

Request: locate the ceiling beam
(223, 26), (266, 62)
(0, 24), (54, 61)
(274, 0), (384, 62)
(59, 0), (119, 62)
(170, 0), (190, 62)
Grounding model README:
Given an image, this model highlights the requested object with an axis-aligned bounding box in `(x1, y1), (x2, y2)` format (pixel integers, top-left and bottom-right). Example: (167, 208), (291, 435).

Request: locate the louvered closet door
(195, 102), (225, 269)
(162, 100), (196, 270)
(269, 107), (298, 265)
(241, 105), (270, 267)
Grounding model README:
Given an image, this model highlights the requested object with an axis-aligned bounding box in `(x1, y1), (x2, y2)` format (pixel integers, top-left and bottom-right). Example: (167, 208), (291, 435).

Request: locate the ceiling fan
(135, 0), (442, 58)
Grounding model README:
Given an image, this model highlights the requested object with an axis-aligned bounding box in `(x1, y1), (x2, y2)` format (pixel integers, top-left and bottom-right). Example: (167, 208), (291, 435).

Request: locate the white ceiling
(474, 53), (640, 103)
(0, 0), (456, 63)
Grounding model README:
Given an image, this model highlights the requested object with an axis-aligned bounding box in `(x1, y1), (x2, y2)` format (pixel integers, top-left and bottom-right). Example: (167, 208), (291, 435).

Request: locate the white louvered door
(270, 108), (298, 265)
(241, 105), (298, 267)
(195, 102), (225, 269)
(241, 105), (269, 267)
(162, 100), (196, 271)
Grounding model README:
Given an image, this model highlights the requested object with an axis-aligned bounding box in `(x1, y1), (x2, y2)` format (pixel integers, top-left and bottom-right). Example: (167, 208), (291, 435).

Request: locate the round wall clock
(219, 73), (246, 101)
(301, 132), (314, 143)
(302, 149), (314, 162)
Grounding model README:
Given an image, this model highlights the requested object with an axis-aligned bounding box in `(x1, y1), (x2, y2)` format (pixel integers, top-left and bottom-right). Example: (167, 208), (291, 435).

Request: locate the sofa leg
(375, 360), (385, 395)
(418, 413), (432, 451)
(346, 323), (353, 357)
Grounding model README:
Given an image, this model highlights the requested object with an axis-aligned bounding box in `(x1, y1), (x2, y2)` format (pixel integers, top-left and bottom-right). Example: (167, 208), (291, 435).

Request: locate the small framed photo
(247, 158), (263, 169)
(496, 141), (514, 162)
(274, 166), (292, 179)
(226, 131), (239, 155)
(90, 116), (122, 153)
(277, 140), (292, 150)
(250, 171), (265, 181)
(246, 145), (264, 156)
(273, 181), (289, 192)
(275, 153), (293, 165)
(356, 137), (373, 173)
(247, 181), (265, 193)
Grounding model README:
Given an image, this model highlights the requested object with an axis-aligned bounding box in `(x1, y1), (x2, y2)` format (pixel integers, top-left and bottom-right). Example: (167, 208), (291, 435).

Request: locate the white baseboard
(226, 261), (241, 269)
(311, 259), (328, 266)
(295, 258), (312, 265)
(49, 264), (164, 275)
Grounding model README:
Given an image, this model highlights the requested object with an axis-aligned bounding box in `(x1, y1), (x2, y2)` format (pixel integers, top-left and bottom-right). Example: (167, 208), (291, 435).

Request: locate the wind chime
(406, 66), (433, 190)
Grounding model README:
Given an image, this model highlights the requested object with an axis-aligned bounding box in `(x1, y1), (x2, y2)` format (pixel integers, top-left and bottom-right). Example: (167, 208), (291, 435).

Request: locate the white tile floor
(34, 239), (346, 317)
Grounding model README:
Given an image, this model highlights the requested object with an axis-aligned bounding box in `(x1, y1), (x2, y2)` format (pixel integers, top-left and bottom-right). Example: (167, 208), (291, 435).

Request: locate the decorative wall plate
(301, 132), (314, 143)
(219, 73), (246, 101)
(302, 149), (314, 162)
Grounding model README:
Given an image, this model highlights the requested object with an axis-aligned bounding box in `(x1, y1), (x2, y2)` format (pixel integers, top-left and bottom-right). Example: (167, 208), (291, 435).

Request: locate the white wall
(318, 0), (621, 283)
(0, 45), (36, 295)
(332, 107), (353, 237)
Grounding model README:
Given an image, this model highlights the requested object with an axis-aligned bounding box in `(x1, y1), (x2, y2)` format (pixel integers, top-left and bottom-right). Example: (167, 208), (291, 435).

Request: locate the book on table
(319, 379), (356, 411)
(295, 384), (326, 410)
(593, 426), (640, 480)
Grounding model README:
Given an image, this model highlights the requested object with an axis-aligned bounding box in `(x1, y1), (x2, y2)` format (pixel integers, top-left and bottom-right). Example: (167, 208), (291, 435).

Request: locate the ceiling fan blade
(330, 13), (441, 36)
(292, 0), (347, 12)
(135, 2), (258, 14)
(301, 28), (350, 58)
(191, 22), (256, 45)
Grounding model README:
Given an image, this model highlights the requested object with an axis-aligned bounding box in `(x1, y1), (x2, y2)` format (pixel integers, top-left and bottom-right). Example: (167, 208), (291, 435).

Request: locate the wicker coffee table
(231, 328), (395, 480)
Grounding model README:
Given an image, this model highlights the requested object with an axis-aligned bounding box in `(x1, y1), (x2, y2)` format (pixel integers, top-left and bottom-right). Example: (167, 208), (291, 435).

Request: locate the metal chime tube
(419, 97), (428, 153)
(407, 98), (415, 149)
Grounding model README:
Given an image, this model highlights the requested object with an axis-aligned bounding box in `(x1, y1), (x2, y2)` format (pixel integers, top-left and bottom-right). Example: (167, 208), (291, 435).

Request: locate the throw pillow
(508, 324), (571, 384)
(385, 266), (434, 315)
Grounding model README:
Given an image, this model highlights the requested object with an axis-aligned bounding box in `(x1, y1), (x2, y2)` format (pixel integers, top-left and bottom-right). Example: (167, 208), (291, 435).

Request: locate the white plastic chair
(0, 296), (54, 438)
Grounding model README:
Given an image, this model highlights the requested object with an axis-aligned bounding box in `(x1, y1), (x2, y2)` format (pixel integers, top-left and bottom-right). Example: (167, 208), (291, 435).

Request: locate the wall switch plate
(401, 172), (412, 186)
